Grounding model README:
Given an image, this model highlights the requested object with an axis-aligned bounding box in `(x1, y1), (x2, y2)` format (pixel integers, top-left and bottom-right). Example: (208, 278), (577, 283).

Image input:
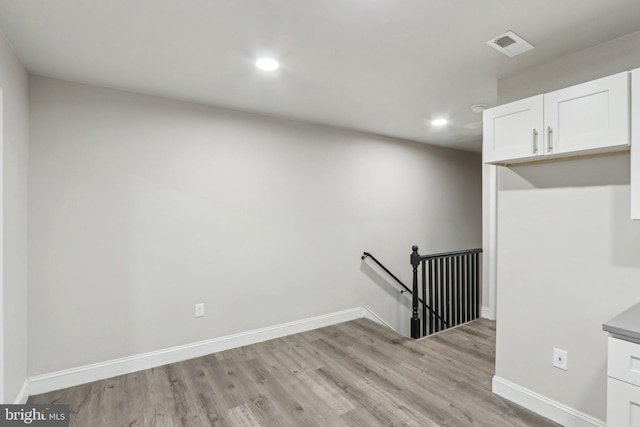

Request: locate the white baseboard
(29, 307), (380, 396)
(481, 306), (494, 320)
(361, 306), (395, 331)
(492, 376), (605, 427)
(13, 379), (29, 404)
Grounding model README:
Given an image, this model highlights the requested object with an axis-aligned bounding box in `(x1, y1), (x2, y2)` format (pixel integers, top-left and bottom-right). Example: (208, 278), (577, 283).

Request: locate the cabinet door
(544, 71), (629, 156)
(608, 377), (640, 427)
(631, 69), (640, 220)
(483, 95), (544, 164)
(608, 337), (640, 386)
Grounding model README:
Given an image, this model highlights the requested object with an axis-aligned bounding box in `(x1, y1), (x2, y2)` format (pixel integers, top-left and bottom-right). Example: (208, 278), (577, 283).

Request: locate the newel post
(410, 245), (421, 339)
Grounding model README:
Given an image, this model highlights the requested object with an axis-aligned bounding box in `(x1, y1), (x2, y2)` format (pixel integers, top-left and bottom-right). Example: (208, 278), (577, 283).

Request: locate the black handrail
(420, 248), (482, 261)
(362, 252), (412, 295)
(361, 252), (448, 327)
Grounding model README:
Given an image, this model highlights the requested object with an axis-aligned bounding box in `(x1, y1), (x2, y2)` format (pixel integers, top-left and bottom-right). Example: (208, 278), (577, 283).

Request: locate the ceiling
(2, 1), (640, 152)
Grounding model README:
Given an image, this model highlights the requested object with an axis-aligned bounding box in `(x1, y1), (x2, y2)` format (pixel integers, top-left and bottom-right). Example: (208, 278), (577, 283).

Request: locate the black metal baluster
(451, 257), (455, 327)
(450, 256), (455, 327)
(434, 259), (439, 333)
(422, 260), (427, 337)
(460, 255), (465, 326)
(451, 256), (456, 328)
(439, 258), (445, 332)
(471, 254), (475, 319)
(453, 255), (458, 327)
(471, 252), (476, 320)
(474, 252), (480, 319)
(458, 256), (464, 325)
(465, 254), (471, 322)
(445, 257), (450, 330)
(458, 256), (462, 326)
(429, 259), (434, 335)
(410, 246), (420, 339)
(433, 259), (438, 333)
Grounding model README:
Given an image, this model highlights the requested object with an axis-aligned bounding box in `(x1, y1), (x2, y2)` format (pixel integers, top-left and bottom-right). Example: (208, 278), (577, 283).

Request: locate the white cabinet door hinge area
(483, 95), (544, 164)
(544, 71), (629, 156)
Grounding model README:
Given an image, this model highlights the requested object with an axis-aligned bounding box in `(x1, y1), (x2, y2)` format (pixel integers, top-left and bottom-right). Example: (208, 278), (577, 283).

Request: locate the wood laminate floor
(29, 318), (558, 426)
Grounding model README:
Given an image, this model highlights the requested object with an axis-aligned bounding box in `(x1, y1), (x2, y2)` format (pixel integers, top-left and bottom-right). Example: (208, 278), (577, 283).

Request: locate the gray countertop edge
(603, 303), (640, 341)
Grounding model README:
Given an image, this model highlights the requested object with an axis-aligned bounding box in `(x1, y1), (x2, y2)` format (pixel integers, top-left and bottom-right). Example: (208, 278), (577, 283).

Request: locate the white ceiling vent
(486, 31), (534, 57)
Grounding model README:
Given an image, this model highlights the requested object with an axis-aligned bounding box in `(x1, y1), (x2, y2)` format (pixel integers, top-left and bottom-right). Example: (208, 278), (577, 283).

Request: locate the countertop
(603, 303), (640, 341)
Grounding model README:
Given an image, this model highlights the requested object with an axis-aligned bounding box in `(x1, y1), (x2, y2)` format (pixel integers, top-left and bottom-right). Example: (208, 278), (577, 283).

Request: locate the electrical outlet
(553, 348), (568, 370)
(195, 303), (205, 318)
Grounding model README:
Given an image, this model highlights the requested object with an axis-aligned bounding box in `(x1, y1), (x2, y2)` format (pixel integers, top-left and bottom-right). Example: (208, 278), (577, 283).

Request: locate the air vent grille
(495, 36), (516, 48)
(487, 31), (534, 57)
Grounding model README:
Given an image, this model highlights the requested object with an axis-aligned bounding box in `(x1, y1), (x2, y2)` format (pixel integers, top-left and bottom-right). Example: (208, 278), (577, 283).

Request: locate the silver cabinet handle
(532, 129), (538, 154)
(547, 126), (553, 152)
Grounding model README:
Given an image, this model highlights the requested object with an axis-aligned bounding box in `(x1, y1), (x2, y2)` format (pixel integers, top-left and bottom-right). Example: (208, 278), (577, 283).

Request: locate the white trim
(417, 318), (483, 340)
(0, 89), (4, 404)
(29, 307), (380, 396)
(482, 163), (498, 321)
(492, 376), (605, 427)
(481, 306), (492, 319)
(488, 164), (498, 320)
(13, 379), (28, 404)
(361, 306), (395, 331)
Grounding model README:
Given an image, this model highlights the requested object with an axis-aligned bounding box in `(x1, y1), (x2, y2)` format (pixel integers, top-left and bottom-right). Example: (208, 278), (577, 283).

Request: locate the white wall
(493, 31), (640, 421)
(498, 31), (640, 105)
(0, 33), (29, 402)
(28, 76), (482, 376)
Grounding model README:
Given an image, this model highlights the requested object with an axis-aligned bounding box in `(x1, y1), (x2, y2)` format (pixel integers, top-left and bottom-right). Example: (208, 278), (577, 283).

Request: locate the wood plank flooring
(29, 319), (558, 426)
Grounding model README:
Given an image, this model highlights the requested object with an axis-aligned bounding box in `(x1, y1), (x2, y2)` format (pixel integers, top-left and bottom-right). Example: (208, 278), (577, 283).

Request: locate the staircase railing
(362, 252), (448, 328)
(411, 245), (482, 338)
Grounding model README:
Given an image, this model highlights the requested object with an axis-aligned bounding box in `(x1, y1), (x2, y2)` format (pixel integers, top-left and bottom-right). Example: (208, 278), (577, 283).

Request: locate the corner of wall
(13, 380), (28, 404)
(360, 306), (396, 331)
(0, 26), (29, 405)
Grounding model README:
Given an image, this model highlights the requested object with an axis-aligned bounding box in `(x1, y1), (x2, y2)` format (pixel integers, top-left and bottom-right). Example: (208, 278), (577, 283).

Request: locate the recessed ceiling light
(431, 119), (448, 126)
(255, 57), (279, 71)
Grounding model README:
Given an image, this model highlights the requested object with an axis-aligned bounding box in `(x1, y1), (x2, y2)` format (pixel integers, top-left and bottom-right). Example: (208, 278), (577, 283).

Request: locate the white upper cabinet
(483, 95), (544, 164)
(544, 72), (629, 156)
(631, 69), (640, 220)
(484, 71), (630, 165)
